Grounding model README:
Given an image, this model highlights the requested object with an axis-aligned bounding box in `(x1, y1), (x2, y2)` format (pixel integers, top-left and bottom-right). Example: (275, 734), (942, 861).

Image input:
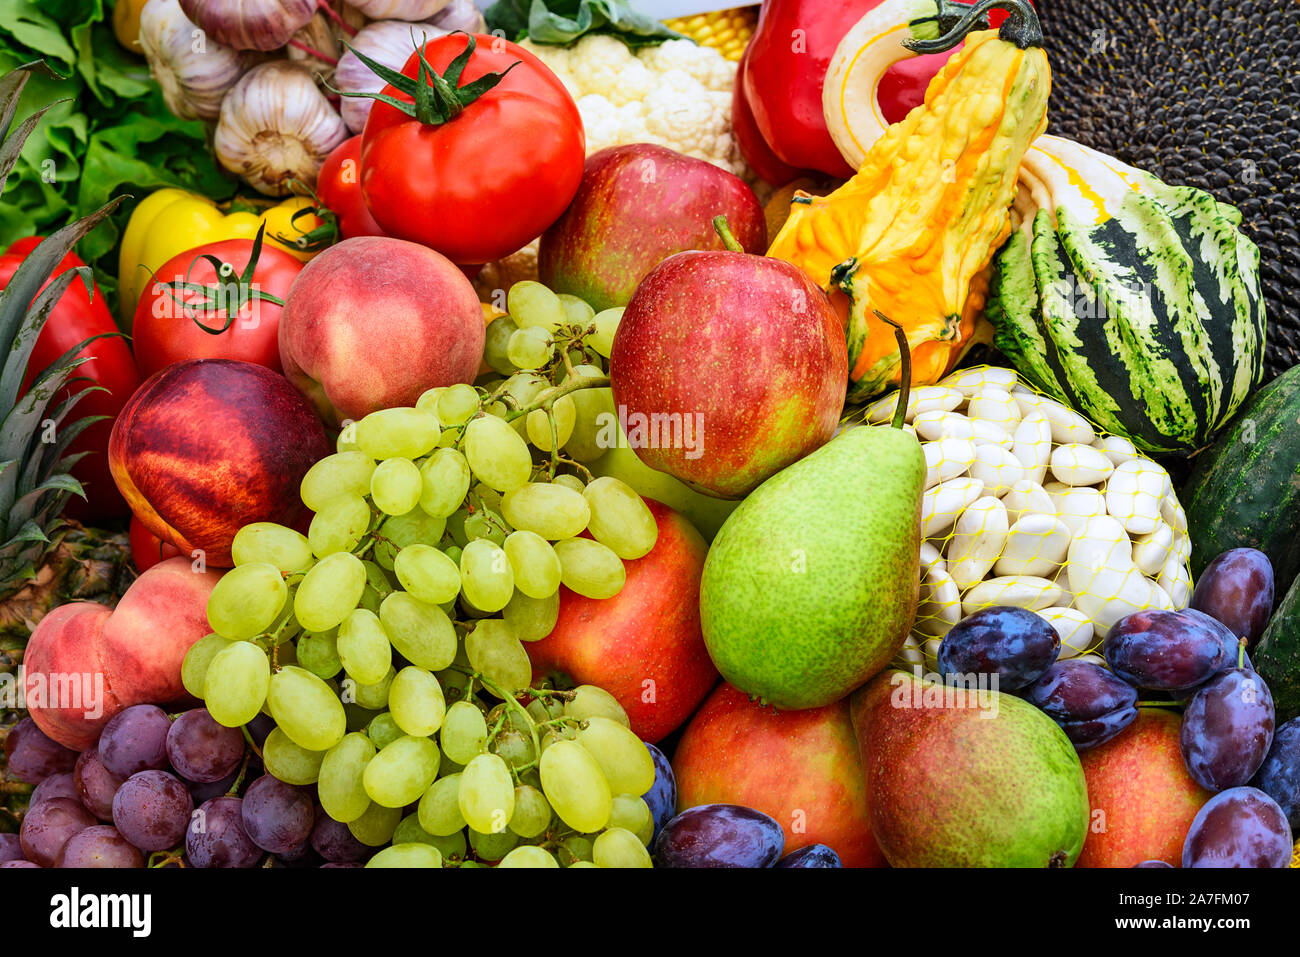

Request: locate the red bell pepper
(732, 47), (807, 188)
(1, 237), (142, 523)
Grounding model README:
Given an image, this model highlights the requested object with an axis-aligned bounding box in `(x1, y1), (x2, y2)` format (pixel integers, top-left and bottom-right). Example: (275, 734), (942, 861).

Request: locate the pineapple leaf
(11, 474), (85, 520)
(1, 266), (91, 406)
(3, 519), (49, 547)
(0, 62), (69, 196)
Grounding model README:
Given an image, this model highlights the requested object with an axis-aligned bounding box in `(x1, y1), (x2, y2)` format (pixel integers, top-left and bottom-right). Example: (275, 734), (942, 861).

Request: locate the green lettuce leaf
(485, 0), (684, 48)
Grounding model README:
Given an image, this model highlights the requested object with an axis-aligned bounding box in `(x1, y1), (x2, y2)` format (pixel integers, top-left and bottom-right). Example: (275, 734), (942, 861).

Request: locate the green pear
(699, 416), (924, 710)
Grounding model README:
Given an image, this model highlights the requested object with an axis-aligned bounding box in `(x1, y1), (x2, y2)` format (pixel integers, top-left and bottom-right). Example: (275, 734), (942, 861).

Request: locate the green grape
(491, 728), (536, 771)
(583, 476), (658, 559)
(503, 531), (562, 599)
(588, 307), (624, 358)
(506, 326), (554, 370)
(557, 834), (594, 866)
(470, 482), (503, 513)
(344, 702), (378, 732)
(557, 293), (595, 328)
(373, 510), (447, 568)
(564, 364), (616, 462)
(508, 280), (566, 333)
(335, 421), (360, 453)
(348, 665), (395, 711)
(577, 716), (655, 796)
(295, 551), (367, 632)
(361, 560), (394, 606)
(206, 562), (287, 640)
(526, 695), (565, 725)
(307, 493), (371, 558)
(231, 522), (315, 574)
(592, 827), (652, 868)
(459, 539), (514, 612)
(415, 386), (445, 415)
(506, 785), (552, 838)
(367, 843), (442, 868)
(367, 712), (403, 750)
(363, 735), (441, 808)
(465, 619), (532, 693)
(484, 315), (520, 375)
(388, 666), (446, 737)
(299, 452), (376, 512)
(467, 827), (517, 862)
(392, 543), (461, 605)
(378, 592), (457, 671)
(564, 685), (630, 727)
(462, 509), (509, 546)
(568, 860), (600, 869)
(436, 383), (480, 426)
(551, 474), (586, 494)
(347, 801), (402, 847)
(317, 732), (376, 823)
(262, 727), (325, 785)
(419, 447), (473, 518)
(267, 665), (347, 752)
(609, 794), (654, 845)
(462, 414), (533, 492)
(296, 630), (342, 679)
(446, 510), (470, 548)
(525, 395), (576, 451)
(440, 700), (488, 765)
(418, 774), (466, 836)
(336, 609), (393, 685)
(203, 641), (270, 728)
(497, 845), (559, 868)
(502, 590), (560, 642)
(500, 483), (590, 540)
(499, 372), (548, 429)
(539, 739), (612, 832)
(393, 813), (464, 857)
(181, 634), (232, 699)
(355, 407), (441, 459)
(459, 753), (516, 834)
(540, 725), (579, 754)
(370, 457), (422, 516)
(553, 538), (625, 599)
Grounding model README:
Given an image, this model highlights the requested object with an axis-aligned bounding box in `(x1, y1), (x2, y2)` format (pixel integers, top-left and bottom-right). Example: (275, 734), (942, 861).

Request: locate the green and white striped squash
(987, 135), (1266, 455)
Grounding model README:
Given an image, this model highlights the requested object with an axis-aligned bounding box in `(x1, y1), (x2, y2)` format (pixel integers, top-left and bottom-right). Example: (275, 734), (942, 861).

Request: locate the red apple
(538, 144), (766, 311)
(278, 236), (484, 426)
(673, 682), (886, 867)
(1076, 708), (1214, 867)
(24, 557), (221, 749)
(109, 359), (329, 568)
(609, 249), (847, 499)
(526, 499), (718, 743)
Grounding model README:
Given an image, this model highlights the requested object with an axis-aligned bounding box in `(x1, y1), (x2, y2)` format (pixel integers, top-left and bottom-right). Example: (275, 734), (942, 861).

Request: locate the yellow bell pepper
(112, 0), (147, 54)
(117, 189), (322, 324)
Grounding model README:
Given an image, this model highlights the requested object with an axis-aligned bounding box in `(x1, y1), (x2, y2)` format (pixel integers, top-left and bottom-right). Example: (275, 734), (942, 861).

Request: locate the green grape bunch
(182, 282), (662, 868)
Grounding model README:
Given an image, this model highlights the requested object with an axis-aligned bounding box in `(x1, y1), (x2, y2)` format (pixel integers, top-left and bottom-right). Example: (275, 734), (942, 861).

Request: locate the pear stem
(712, 215), (744, 253)
(874, 309), (912, 431)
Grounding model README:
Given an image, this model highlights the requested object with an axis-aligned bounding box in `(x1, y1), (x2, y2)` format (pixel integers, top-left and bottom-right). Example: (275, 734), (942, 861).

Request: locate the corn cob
(663, 6), (758, 62)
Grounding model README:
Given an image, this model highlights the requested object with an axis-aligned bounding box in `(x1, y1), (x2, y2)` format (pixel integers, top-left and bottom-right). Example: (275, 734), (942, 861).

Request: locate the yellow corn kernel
(663, 7), (758, 62)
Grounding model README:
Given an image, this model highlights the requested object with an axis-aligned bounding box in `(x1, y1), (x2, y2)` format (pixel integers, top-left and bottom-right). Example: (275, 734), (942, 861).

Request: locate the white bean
(966, 388), (1022, 433)
(1001, 480), (1056, 523)
(1072, 653), (1108, 668)
(1012, 411), (1052, 484)
(919, 541), (947, 578)
(914, 410), (973, 442)
(969, 444), (1028, 498)
(899, 632), (925, 667)
(1047, 484), (1108, 535)
(995, 514), (1070, 578)
(1105, 458), (1166, 535)
(1067, 516), (1149, 637)
(1015, 393), (1097, 444)
(1050, 443), (1114, 486)
(1161, 491), (1188, 537)
(947, 496), (1009, 589)
(962, 575), (1064, 616)
(1157, 553), (1192, 609)
(922, 438), (977, 489)
(921, 477), (984, 538)
(865, 386), (963, 424)
(938, 366), (1020, 396)
(1132, 522), (1175, 576)
(1096, 434), (1138, 466)
(915, 562), (962, 638)
(1037, 607), (1095, 659)
(970, 418), (1015, 450)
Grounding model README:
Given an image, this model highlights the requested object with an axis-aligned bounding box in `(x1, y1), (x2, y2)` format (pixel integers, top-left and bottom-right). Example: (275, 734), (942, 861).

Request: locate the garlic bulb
(427, 0), (485, 33)
(214, 61), (349, 195)
(139, 0), (251, 121)
(286, 10), (342, 75)
(335, 19), (445, 133)
(178, 0), (317, 52)
(349, 0), (449, 20)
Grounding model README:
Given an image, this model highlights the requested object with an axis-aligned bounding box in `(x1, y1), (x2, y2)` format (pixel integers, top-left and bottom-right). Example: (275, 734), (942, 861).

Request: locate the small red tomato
(128, 514), (181, 573)
(317, 135), (386, 240)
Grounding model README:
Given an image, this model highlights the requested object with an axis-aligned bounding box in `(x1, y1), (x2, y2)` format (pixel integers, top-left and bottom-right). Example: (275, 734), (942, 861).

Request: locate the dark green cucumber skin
(1257, 571), (1300, 724)
(1183, 364), (1300, 584)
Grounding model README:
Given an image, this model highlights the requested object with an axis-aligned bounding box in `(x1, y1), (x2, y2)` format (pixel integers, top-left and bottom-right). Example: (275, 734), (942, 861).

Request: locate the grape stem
(503, 374), (610, 423)
(240, 724), (265, 760)
(446, 665), (543, 777)
(226, 751), (252, 797)
(147, 849), (185, 868)
(0, 780), (34, 796)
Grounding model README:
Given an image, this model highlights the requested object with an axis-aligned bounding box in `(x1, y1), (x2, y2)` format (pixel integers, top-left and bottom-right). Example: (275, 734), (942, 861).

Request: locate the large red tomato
(317, 135), (386, 241)
(360, 32), (585, 265)
(132, 235), (302, 377)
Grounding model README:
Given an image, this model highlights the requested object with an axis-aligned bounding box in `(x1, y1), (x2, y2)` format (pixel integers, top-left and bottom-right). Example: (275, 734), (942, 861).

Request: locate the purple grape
(187, 765), (244, 804)
(1181, 667), (1275, 791)
(310, 813), (371, 864)
(245, 713), (275, 748)
(240, 774), (314, 855)
(937, 606), (1060, 691)
(1182, 787), (1291, 868)
(112, 770), (194, 852)
(1250, 716), (1300, 827)
(1190, 548), (1275, 650)
(186, 796), (262, 868)
(74, 745), (125, 821)
(30, 772), (79, 807)
(97, 704), (171, 778)
(653, 804), (785, 868)
(1134, 859), (1173, 868)
(274, 838), (320, 868)
(320, 862), (363, 868)
(166, 708), (244, 784)
(2, 717), (77, 784)
(775, 844), (842, 868)
(1105, 609), (1230, 691)
(0, 860), (38, 868)
(20, 797), (96, 867)
(1023, 660), (1139, 750)
(644, 742), (676, 842)
(54, 825), (144, 868)
(0, 833), (24, 862)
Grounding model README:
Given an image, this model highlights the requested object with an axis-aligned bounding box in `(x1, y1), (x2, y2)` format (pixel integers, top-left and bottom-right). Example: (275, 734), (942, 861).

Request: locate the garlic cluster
(139, 0), (252, 121)
(178, 0), (317, 52)
(349, 0), (450, 18)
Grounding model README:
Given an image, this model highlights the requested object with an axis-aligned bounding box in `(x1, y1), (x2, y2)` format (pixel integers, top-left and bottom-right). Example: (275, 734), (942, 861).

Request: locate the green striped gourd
(987, 134), (1266, 455)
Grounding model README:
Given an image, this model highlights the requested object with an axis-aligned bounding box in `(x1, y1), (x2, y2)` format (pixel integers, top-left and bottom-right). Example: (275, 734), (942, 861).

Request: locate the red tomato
(2, 237), (142, 522)
(128, 514), (181, 573)
(131, 237), (303, 377)
(360, 33), (585, 265)
(317, 135), (386, 240)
